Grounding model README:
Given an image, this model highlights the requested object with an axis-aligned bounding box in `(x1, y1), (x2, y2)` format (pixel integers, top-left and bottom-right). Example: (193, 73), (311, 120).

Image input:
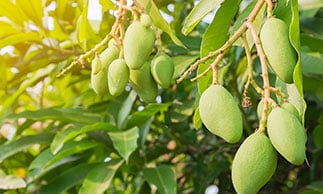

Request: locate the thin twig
(245, 21), (270, 133)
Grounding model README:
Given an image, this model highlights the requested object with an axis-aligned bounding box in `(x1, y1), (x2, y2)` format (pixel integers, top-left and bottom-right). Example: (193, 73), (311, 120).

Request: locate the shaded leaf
(51, 122), (116, 154)
(143, 165), (177, 194)
(79, 160), (123, 194)
(117, 91), (137, 129)
(136, 0), (185, 48)
(182, 0), (223, 35)
(108, 127), (139, 162)
(301, 52), (323, 76)
(38, 163), (97, 194)
(0, 133), (54, 161)
(172, 55), (198, 79)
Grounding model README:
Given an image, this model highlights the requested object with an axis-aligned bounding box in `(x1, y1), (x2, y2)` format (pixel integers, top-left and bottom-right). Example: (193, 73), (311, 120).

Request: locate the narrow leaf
(182, 0), (224, 35)
(143, 165), (177, 194)
(0, 133), (53, 161)
(117, 91), (137, 129)
(108, 127), (139, 162)
(0, 32), (41, 49)
(79, 160), (124, 194)
(136, 0), (185, 48)
(38, 163), (97, 194)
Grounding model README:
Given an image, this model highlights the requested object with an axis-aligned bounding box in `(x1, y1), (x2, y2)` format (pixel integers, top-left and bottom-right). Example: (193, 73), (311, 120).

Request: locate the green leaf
(198, 0), (241, 94)
(0, 133), (53, 161)
(8, 107), (102, 125)
(172, 55), (198, 79)
(0, 1), (28, 26)
(16, 0), (43, 26)
(51, 123), (116, 154)
(299, 0), (323, 10)
(108, 127), (139, 162)
(136, 0), (185, 48)
(117, 91), (137, 129)
(193, 107), (202, 129)
(182, 0), (224, 35)
(38, 163), (97, 194)
(0, 170), (26, 189)
(79, 160), (123, 194)
(0, 32), (42, 49)
(126, 103), (172, 128)
(143, 165), (177, 194)
(301, 52), (323, 76)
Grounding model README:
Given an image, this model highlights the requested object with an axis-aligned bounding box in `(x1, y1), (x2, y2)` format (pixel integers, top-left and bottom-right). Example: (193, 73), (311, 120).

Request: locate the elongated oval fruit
(129, 62), (158, 103)
(260, 17), (297, 83)
(232, 132), (277, 194)
(150, 52), (174, 88)
(91, 55), (109, 96)
(267, 107), (306, 165)
(199, 85), (242, 143)
(123, 17), (155, 70)
(100, 40), (120, 68)
(108, 59), (129, 96)
(257, 99), (272, 120)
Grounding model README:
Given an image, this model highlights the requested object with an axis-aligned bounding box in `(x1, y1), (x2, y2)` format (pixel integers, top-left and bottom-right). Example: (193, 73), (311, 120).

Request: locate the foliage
(0, 0), (323, 193)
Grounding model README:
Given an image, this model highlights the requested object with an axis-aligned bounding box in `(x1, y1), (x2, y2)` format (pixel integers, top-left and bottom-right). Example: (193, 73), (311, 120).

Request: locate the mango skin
(108, 59), (129, 96)
(91, 44), (120, 96)
(232, 132), (277, 194)
(281, 102), (299, 119)
(260, 18), (297, 83)
(150, 52), (174, 88)
(123, 21), (155, 70)
(257, 99), (272, 120)
(199, 85), (242, 143)
(129, 62), (158, 103)
(267, 107), (306, 165)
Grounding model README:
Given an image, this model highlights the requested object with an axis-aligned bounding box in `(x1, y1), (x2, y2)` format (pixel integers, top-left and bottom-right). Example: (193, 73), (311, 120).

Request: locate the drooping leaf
(51, 122), (116, 154)
(135, 0), (185, 48)
(0, 32), (42, 49)
(198, 0), (241, 94)
(117, 91), (137, 129)
(38, 163), (97, 194)
(108, 127), (139, 162)
(182, 0), (224, 35)
(79, 160), (123, 194)
(0, 170), (26, 189)
(172, 55), (198, 79)
(143, 165), (177, 194)
(0, 133), (54, 161)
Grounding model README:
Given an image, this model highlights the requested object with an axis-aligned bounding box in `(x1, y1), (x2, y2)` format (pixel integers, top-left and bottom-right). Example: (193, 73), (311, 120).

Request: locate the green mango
(140, 14), (153, 27)
(91, 43), (119, 96)
(129, 62), (158, 103)
(267, 107), (306, 165)
(232, 132), (277, 194)
(256, 99), (272, 120)
(108, 59), (129, 96)
(199, 85), (242, 143)
(150, 52), (174, 88)
(123, 19), (155, 70)
(260, 17), (297, 83)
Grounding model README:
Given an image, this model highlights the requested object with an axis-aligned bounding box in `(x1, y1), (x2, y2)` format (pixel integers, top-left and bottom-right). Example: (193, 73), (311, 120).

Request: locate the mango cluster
(90, 14), (174, 101)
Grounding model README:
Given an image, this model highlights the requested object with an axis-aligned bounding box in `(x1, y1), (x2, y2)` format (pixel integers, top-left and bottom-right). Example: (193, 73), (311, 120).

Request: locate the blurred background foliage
(0, 0), (322, 193)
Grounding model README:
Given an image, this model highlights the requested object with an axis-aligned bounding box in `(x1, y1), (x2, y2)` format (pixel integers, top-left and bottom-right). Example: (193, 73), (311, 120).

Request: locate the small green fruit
(108, 59), (129, 96)
(100, 42), (120, 68)
(267, 107), (306, 165)
(150, 52), (174, 88)
(129, 62), (158, 103)
(260, 17), (297, 83)
(199, 85), (242, 143)
(232, 132), (277, 194)
(91, 55), (108, 96)
(124, 21), (155, 69)
(256, 99), (272, 120)
(140, 14), (153, 27)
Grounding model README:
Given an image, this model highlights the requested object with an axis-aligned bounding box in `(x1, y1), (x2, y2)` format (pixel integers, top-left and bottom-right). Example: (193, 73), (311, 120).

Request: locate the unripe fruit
(123, 19), (155, 69)
(129, 62), (158, 103)
(256, 99), (272, 120)
(150, 52), (174, 88)
(91, 43), (120, 96)
(108, 59), (129, 96)
(281, 102), (299, 119)
(267, 107), (306, 165)
(199, 85), (242, 143)
(140, 14), (153, 27)
(232, 132), (277, 194)
(91, 55), (109, 96)
(260, 17), (297, 83)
